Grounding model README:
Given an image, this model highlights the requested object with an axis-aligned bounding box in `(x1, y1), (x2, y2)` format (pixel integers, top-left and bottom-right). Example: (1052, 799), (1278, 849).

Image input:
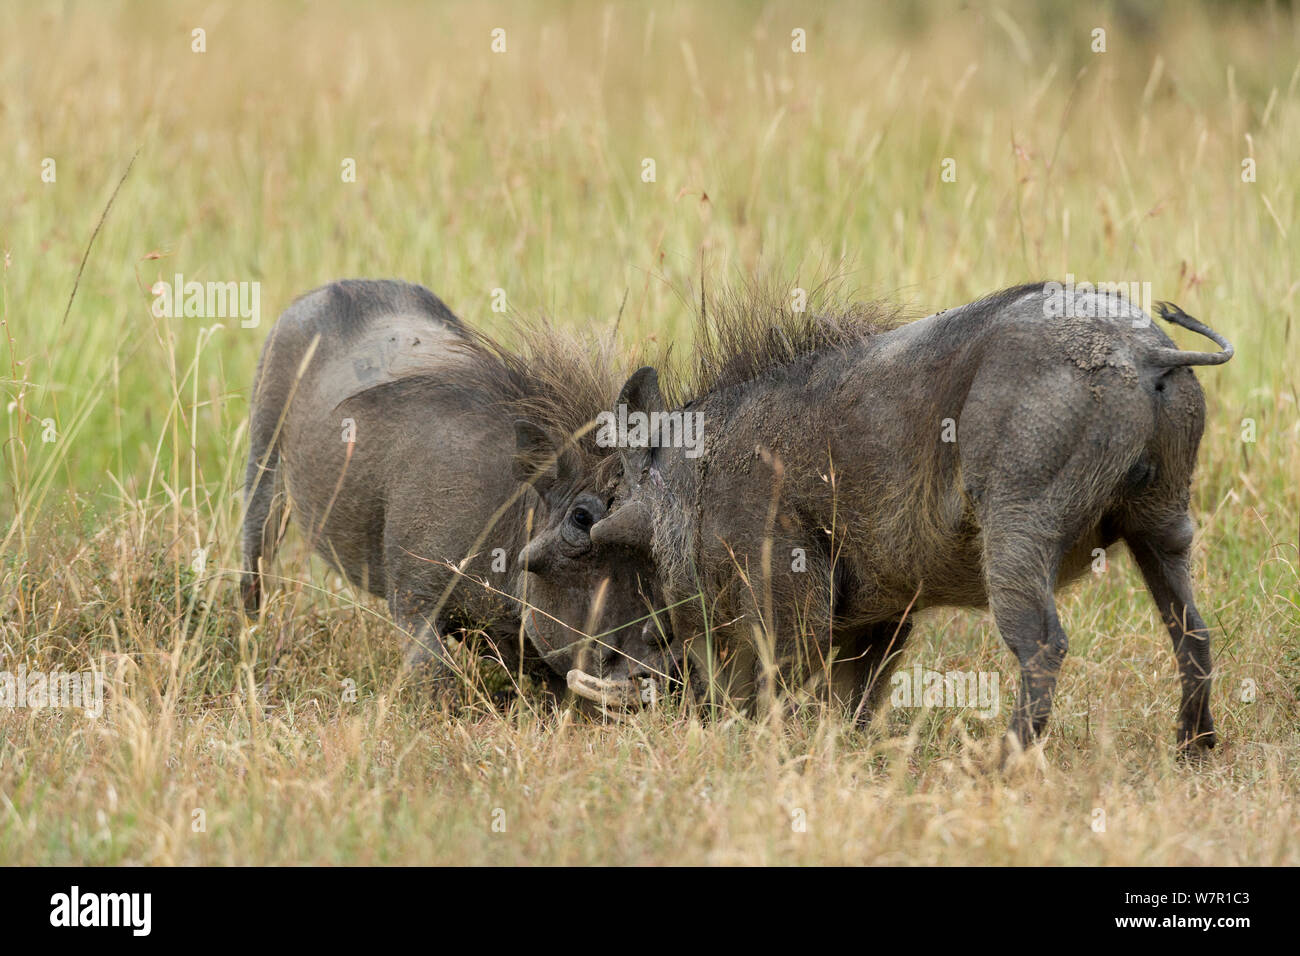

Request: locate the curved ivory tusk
(567, 669), (642, 708)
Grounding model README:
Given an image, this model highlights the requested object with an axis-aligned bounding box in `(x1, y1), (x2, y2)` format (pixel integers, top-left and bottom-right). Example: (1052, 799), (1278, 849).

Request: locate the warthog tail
(1148, 302), (1234, 367)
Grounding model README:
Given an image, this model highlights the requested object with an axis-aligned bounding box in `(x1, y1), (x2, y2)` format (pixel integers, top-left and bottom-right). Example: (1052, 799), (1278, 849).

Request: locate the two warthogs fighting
(243, 277), (1232, 757)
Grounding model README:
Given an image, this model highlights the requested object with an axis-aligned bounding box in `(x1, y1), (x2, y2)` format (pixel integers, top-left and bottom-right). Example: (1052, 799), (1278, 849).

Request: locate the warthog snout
(566, 619), (674, 713)
(516, 537), (552, 575)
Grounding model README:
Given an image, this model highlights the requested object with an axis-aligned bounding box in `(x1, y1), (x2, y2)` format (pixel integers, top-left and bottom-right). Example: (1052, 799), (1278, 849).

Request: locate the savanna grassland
(0, 0), (1297, 865)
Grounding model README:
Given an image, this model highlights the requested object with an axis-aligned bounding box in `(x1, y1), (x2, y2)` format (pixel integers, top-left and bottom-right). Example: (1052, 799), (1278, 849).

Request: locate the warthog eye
(570, 506), (594, 530)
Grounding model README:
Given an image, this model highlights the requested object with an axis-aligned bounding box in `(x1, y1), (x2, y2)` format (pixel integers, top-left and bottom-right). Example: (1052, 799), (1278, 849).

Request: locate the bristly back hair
(329, 294), (630, 489)
(665, 276), (907, 406)
(451, 317), (628, 484)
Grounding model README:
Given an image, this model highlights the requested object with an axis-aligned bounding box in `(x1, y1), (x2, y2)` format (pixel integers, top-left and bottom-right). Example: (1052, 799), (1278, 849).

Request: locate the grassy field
(1, 0), (1297, 864)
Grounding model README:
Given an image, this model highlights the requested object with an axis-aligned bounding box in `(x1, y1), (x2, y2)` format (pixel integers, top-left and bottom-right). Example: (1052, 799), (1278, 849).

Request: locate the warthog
(574, 283), (1232, 754)
(241, 279), (667, 699)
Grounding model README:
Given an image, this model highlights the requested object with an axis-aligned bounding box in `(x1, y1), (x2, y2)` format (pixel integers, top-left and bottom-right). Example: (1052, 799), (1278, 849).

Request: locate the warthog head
(511, 420), (675, 709)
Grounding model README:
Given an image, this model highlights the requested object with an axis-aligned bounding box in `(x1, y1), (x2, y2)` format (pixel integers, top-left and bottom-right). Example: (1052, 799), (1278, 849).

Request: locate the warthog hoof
(1176, 725), (1217, 761)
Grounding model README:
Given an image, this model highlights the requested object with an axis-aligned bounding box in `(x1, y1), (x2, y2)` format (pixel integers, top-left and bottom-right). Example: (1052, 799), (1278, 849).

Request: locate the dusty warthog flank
(570, 280), (1231, 756)
(240, 279), (667, 700)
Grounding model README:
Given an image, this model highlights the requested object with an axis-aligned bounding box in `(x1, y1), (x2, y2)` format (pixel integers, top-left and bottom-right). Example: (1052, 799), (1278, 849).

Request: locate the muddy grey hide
(575, 283), (1231, 755)
(241, 279), (669, 701)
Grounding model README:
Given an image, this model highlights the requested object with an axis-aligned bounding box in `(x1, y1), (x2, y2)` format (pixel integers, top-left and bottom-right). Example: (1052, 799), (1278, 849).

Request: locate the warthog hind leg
(1126, 516), (1216, 755)
(991, 594), (1069, 752)
(846, 618), (914, 726)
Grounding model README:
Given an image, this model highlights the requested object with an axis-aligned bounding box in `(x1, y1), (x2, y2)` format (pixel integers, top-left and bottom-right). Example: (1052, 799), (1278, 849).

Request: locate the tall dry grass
(0, 0), (1296, 863)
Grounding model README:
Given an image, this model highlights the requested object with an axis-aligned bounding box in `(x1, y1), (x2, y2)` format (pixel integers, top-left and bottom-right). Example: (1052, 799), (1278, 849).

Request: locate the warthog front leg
(391, 596), (458, 699)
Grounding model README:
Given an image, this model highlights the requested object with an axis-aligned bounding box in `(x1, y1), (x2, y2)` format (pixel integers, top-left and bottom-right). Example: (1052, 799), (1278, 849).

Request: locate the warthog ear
(618, 366), (663, 415)
(590, 500), (652, 553)
(615, 366), (664, 478)
(512, 420), (576, 492)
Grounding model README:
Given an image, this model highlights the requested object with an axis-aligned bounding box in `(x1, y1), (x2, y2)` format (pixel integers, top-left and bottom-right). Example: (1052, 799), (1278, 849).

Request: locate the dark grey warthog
(241, 279), (666, 698)
(576, 283), (1232, 754)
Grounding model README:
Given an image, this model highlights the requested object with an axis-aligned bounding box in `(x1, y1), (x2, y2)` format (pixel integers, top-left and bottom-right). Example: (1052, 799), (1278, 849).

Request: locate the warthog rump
(575, 282), (1231, 754)
(241, 279), (670, 699)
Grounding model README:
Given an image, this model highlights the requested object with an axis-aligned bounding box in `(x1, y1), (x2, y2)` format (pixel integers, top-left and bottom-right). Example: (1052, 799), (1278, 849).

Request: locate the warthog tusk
(566, 669), (643, 708)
